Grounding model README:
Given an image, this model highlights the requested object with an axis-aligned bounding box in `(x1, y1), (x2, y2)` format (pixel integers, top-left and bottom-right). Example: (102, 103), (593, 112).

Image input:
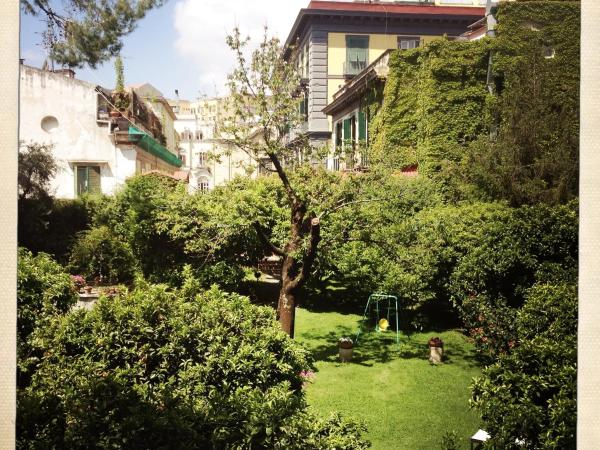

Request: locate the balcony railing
(343, 60), (368, 77)
(97, 87), (168, 147)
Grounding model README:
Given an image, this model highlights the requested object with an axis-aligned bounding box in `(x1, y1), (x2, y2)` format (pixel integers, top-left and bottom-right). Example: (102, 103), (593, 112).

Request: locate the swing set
(355, 294), (400, 344)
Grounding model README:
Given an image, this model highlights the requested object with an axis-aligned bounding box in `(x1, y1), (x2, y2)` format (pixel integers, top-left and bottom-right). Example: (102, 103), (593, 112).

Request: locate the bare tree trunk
(278, 262), (299, 338)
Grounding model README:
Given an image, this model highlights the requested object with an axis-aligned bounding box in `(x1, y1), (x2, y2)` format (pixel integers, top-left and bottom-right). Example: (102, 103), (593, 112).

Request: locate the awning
(128, 125), (182, 168)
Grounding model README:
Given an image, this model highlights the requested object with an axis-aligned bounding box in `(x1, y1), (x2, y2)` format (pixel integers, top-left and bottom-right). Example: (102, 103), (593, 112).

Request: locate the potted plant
(111, 55), (130, 121)
(428, 336), (444, 364)
(338, 337), (354, 362)
(70, 275), (86, 293)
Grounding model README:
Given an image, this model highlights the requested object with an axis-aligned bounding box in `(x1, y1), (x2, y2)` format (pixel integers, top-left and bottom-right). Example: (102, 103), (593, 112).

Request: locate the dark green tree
(21, 0), (167, 68)
(18, 142), (57, 201)
(471, 283), (577, 449)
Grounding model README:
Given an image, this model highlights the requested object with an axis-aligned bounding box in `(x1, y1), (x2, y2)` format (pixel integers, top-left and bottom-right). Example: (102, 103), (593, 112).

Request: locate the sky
(20, 0), (308, 101)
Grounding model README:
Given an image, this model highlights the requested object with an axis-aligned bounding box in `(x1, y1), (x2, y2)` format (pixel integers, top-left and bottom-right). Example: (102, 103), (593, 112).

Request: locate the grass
(295, 308), (483, 450)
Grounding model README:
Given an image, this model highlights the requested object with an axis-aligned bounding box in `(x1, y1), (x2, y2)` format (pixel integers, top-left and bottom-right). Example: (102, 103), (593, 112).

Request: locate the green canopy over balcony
(128, 126), (182, 168)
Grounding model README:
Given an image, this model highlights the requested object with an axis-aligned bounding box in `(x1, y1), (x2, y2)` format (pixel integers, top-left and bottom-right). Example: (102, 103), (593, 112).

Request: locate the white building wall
(171, 98), (256, 191)
(19, 65), (132, 199)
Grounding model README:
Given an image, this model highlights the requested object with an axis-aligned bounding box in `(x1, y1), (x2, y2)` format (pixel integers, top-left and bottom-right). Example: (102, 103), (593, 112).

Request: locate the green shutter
(343, 118), (352, 144)
(358, 111), (366, 142)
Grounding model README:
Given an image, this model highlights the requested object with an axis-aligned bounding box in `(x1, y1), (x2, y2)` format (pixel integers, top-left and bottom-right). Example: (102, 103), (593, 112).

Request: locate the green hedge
(471, 282), (577, 448)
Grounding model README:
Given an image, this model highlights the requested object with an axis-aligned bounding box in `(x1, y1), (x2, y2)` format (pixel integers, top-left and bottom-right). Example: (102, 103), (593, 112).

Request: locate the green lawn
(295, 308), (483, 450)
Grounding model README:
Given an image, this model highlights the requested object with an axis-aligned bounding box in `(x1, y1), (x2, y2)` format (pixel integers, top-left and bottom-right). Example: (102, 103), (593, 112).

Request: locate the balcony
(96, 86), (167, 147)
(343, 59), (368, 77)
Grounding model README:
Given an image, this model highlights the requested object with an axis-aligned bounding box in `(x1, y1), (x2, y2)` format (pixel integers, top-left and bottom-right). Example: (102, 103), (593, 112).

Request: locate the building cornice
(284, 3), (485, 54)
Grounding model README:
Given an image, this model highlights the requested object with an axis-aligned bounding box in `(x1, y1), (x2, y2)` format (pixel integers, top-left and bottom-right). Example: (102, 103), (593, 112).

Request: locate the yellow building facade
(283, 1), (486, 148)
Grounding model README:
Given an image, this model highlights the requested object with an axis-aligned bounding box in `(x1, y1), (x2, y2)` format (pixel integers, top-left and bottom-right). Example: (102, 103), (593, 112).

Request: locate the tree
(17, 248), (77, 388)
(219, 28), (327, 337)
(470, 283), (577, 449)
(18, 142), (57, 201)
(21, 0), (167, 68)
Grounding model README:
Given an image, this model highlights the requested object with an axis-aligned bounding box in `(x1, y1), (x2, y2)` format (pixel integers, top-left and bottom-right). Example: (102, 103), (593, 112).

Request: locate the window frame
(345, 35), (369, 75)
(397, 35), (422, 51)
(74, 164), (102, 197)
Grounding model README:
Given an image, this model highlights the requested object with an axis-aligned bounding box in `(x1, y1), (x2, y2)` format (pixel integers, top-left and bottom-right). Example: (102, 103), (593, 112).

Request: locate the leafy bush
(19, 197), (93, 264)
(17, 285), (369, 449)
(69, 226), (136, 285)
(178, 262), (246, 293)
(316, 198), (576, 318)
(471, 283), (577, 449)
(17, 248), (77, 387)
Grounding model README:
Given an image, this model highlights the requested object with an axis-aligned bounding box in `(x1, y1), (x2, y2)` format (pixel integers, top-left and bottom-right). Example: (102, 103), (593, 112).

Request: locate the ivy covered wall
(369, 0), (580, 205)
(470, 0), (581, 205)
(369, 39), (491, 174)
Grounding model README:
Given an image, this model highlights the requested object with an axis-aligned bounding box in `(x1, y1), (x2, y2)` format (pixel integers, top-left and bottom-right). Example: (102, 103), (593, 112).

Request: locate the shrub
(19, 197), (92, 264)
(17, 285), (369, 449)
(17, 248), (77, 387)
(69, 226), (136, 285)
(471, 283), (577, 449)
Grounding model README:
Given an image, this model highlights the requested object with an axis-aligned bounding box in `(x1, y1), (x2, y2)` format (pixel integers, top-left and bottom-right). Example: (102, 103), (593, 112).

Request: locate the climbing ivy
(369, 39), (491, 176)
(462, 0), (581, 206)
(370, 1), (580, 205)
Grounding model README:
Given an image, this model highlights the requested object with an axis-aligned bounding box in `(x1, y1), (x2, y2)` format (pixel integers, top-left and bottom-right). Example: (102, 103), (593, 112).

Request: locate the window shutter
(76, 166), (87, 196)
(343, 118), (352, 144)
(358, 111), (367, 142)
(88, 166), (101, 194)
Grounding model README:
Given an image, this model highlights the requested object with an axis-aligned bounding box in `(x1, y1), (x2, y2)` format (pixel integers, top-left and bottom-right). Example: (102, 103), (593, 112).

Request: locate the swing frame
(355, 294), (400, 344)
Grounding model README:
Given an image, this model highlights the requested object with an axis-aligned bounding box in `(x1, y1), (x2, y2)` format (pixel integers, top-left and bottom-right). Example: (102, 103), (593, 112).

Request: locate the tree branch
(253, 223), (287, 257)
(289, 216), (321, 290)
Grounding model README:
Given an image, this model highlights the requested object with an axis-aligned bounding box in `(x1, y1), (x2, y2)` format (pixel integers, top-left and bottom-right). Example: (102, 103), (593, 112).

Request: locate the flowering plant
(338, 337), (353, 349)
(299, 370), (315, 389)
(70, 275), (86, 291)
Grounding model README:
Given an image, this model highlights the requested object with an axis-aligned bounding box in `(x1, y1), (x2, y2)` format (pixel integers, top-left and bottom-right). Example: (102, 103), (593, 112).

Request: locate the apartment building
(168, 97), (255, 191)
(283, 0), (486, 162)
(321, 1), (499, 172)
(19, 64), (182, 199)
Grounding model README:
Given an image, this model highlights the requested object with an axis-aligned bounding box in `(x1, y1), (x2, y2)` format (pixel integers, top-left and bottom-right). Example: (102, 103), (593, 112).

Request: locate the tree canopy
(21, 0), (167, 68)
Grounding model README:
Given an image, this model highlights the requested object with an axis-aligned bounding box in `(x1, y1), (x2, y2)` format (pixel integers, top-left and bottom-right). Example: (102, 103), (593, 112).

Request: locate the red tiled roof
(308, 1), (485, 16)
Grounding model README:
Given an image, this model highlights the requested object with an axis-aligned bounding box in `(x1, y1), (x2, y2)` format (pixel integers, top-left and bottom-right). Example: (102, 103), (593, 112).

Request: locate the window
(195, 130), (203, 140)
(335, 121), (343, 149)
(198, 152), (207, 167)
(75, 165), (101, 197)
(299, 92), (309, 121)
(398, 36), (421, 50)
(181, 154), (187, 166)
(345, 35), (369, 76)
(198, 178), (210, 192)
(332, 157), (340, 172)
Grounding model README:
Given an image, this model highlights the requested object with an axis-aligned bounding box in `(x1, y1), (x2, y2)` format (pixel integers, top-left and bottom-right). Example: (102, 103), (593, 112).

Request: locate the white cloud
(173, 0), (307, 98)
